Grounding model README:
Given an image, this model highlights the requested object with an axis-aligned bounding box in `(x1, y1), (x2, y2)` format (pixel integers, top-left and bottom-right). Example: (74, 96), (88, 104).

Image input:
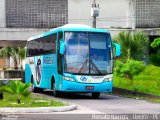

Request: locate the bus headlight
(63, 76), (75, 82)
(103, 77), (112, 82)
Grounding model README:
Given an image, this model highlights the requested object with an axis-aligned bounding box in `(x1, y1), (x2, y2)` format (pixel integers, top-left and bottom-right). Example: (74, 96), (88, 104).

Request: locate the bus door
(57, 32), (64, 90)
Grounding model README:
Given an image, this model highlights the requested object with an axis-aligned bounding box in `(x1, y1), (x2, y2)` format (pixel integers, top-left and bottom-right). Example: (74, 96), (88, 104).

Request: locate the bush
(114, 65), (160, 96)
(0, 81), (31, 104)
(150, 37), (160, 48)
(150, 38), (160, 67)
(150, 49), (160, 67)
(150, 54), (160, 67)
(115, 60), (146, 79)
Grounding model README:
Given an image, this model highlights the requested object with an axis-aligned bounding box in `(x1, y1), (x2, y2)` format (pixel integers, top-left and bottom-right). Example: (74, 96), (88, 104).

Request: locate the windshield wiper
(90, 58), (103, 75)
(78, 59), (89, 73)
(78, 58), (104, 75)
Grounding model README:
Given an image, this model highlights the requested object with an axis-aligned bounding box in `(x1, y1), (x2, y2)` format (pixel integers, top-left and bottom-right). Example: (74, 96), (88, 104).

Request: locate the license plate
(86, 86), (94, 90)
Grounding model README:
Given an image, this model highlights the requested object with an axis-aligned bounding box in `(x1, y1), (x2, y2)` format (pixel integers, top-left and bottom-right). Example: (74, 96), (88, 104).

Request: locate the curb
(0, 105), (77, 113)
(0, 78), (21, 81)
(113, 87), (160, 99)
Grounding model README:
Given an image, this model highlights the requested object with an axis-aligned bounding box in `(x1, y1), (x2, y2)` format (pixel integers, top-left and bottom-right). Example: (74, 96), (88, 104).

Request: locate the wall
(6, 0), (68, 28)
(136, 0), (160, 28)
(0, 0), (6, 28)
(68, 0), (132, 28)
(0, 28), (49, 41)
(0, 58), (6, 68)
(0, 0), (159, 43)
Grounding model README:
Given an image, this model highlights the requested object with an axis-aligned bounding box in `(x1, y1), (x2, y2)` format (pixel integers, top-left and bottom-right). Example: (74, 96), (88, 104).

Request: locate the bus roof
(27, 24), (110, 41)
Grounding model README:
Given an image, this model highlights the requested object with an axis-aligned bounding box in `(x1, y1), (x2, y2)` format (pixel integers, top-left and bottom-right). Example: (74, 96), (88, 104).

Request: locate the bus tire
(53, 90), (60, 97)
(52, 77), (60, 97)
(53, 84), (60, 97)
(92, 92), (100, 98)
(31, 76), (41, 93)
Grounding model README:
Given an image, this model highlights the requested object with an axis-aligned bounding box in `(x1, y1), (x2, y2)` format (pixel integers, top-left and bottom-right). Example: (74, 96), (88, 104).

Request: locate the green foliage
(18, 48), (26, 60)
(0, 93), (65, 107)
(0, 81), (31, 104)
(114, 60), (123, 75)
(150, 38), (160, 67)
(132, 32), (149, 59)
(0, 46), (26, 69)
(150, 38), (160, 48)
(113, 32), (132, 59)
(141, 65), (160, 76)
(113, 31), (149, 60)
(115, 60), (145, 79)
(150, 38), (160, 66)
(0, 81), (10, 98)
(157, 50), (160, 60)
(150, 50), (160, 67)
(0, 46), (12, 58)
(113, 65), (160, 96)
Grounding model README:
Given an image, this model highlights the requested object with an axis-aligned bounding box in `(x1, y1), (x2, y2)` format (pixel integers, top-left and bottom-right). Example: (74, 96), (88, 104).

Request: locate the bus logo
(43, 56), (54, 64)
(80, 76), (88, 82)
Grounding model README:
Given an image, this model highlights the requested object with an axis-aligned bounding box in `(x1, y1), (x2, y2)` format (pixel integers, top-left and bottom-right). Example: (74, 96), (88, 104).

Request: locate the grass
(0, 92), (66, 108)
(113, 65), (160, 96)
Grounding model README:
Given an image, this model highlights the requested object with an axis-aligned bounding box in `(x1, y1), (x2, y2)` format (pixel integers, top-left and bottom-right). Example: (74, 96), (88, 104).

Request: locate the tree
(113, 31), (132, 60)
(132, 32), (149, 60)
(113, 31), (149, 60)
(18, 48), (26, 69)
(0, 46), (12, 67)
(150, 37), (160, 66)
(10, 47), (19, 69)
(151, 37), (160, 49)
(0, 46), (26, 69)
(0, 81), (31, 104)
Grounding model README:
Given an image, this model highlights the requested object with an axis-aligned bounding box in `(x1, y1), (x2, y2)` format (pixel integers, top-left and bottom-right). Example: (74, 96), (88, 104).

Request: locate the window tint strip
(26, 33), (57, 57)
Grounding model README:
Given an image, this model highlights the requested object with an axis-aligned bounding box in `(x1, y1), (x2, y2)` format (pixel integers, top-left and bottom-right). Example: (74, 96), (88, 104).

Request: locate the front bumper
(61, 80), (112, 93)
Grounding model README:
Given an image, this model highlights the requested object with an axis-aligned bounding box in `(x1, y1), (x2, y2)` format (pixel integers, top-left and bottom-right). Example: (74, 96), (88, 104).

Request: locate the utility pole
(91, 0), (99, 28)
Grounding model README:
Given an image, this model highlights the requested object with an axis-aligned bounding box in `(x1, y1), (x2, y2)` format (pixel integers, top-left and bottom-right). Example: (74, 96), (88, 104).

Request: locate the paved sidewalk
(0, 78), (21, 81)
(54, 105), (103, 114)
(0, 105), (77, 113)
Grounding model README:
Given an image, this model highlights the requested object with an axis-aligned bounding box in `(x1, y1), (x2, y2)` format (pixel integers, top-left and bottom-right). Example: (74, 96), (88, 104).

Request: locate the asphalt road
(41, 91), (160, 114)
(2, 91), (160, 120)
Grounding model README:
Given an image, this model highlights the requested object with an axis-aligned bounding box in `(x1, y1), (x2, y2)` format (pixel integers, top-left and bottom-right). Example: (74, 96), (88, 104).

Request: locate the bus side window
(50, 34), (56, 54)
(29, 41), (35, 57)
(34, 39), (39, 56)
(26, 42), (30, 57)
(57, 32), (63, 75)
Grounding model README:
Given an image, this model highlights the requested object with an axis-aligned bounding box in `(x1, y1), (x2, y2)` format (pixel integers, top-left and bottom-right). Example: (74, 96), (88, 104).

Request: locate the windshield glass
(64, 32), (113, 75)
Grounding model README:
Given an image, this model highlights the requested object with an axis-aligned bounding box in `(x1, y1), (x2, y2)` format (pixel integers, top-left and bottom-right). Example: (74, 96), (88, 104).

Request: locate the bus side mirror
(113, 43), (121, 57)
(60, 41), (65, 55)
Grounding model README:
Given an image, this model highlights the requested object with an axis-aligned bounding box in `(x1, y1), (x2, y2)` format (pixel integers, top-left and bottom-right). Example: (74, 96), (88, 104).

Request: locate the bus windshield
(64, 32), (113, 75)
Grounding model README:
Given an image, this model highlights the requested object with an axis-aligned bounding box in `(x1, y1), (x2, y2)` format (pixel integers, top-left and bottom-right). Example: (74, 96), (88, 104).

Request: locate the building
(0, 0), (160, 67)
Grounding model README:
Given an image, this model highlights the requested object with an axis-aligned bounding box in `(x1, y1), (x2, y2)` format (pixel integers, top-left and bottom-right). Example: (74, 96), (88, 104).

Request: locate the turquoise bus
(25, 24), (120, 98)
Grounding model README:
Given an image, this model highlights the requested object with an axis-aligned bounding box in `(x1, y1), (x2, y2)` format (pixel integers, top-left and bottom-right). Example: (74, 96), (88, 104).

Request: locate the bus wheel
(92, 92), (100, 98)
(51, 77), (60, 97)
(53, 84), (60, 97)
(31, 76), (40, 93)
